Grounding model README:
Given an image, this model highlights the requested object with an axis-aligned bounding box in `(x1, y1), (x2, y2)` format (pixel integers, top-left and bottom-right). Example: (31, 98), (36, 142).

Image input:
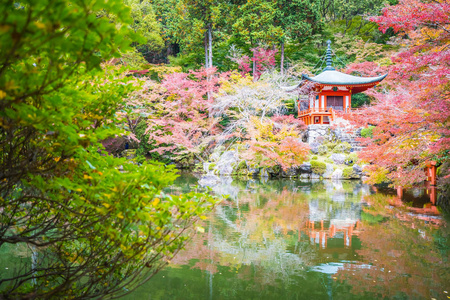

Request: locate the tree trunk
(208, 24), (213, 68)
(280, 41), (285, 76)
(356, 20), (364, 35)
(204, 31), (209, 68)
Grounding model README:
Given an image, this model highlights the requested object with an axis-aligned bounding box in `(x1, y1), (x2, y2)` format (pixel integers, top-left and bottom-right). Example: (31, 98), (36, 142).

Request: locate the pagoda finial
(324, 40), (335, 71)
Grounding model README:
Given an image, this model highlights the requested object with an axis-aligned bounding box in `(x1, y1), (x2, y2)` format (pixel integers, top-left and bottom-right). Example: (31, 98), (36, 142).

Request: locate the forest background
(115, 0), (450, 188)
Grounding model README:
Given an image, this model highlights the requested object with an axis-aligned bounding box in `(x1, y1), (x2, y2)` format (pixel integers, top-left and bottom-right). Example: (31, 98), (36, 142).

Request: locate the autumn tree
(348, 0), (450, 186)
(141, 68), (226, 162)
(212, 72), (310, 169)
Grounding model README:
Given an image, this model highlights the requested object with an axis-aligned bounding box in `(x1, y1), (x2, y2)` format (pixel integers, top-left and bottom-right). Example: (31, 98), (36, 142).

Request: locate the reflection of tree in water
(129, 178), (448, 300)
(172, 178), (371, 288)
(335, 193), (450, 300)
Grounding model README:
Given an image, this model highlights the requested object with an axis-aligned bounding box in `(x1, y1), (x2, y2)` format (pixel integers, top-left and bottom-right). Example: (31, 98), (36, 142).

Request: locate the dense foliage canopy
(0, 0), (216, 298)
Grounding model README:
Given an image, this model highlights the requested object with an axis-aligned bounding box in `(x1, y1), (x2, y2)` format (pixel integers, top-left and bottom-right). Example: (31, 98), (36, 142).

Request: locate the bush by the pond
(324, 142), (337, 151)
(311, 160), (327, 175)
(343, 167), (359, 179)
(234, 160), (248, 175)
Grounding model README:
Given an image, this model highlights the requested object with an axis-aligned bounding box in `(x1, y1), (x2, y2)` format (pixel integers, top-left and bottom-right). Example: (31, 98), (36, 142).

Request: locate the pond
(127, 175), (450, 300)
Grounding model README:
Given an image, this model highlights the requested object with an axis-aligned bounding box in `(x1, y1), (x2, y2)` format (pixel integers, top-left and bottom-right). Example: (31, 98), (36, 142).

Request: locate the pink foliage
(347, 0), (450, 185)
(371, 0), (450, 34)
(235, 55), (252, 75)
(146, 67), (228, 157)
(251, 47), (278, 79)
(245, 137), (310, 171)
(234, 47), (278, 78)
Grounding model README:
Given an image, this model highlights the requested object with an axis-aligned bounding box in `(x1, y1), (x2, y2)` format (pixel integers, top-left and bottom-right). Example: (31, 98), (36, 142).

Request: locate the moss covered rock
(342, 167), (360, 179)
(318, 145), (328, 155)
(233, 160), (248, 175)
(333, 142), (352, 153)
(311, 160), (327, 175)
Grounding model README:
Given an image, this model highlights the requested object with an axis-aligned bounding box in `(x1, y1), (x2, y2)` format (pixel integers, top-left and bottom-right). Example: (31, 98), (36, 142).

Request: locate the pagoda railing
(299, 107), (363, 116)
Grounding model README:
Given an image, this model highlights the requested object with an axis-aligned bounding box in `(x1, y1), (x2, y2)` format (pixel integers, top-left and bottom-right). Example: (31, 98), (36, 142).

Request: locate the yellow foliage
(248, 116), (299, 142)
(219, 71), (254, 94)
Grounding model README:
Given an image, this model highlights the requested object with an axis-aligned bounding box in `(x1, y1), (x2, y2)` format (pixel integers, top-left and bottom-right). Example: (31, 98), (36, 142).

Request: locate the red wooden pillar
(426, 161), (437, 186)
(397, 186), (403, 199)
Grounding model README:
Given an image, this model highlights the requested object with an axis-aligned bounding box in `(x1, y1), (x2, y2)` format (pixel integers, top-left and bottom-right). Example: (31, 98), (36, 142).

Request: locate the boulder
(266, 165), (281, 177)
(209, 152), (221, 162)
(331, 153), (346, 165)
(307, 124), (329, 144)
(361, 164), (369, 176)
(215, 151), (240, 175)
(331, 169), (343, 180)
(310, 173), (321, 179)
(247, 166), (260, 177)
(353, 164), (363, 175)
(310, 142), (320, 154)
(281, 167), (297, 178)
(299, 174), (310, 179)
(260, 168), (269, 178)
(323, 163), (334, 179)
(298, 162), (312, 173)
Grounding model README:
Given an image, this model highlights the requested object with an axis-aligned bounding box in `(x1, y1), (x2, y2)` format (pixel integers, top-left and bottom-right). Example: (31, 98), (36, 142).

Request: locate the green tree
(125, 0), (165, 62)
(275, 0), (323, 74)
(231, 0), (283, 74)
(0, 0), (216, 298)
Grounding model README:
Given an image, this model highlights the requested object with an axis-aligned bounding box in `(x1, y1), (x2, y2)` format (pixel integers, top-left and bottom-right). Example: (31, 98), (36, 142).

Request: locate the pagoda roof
(282, 40), (387, 94)
(301, 70), (387, 86)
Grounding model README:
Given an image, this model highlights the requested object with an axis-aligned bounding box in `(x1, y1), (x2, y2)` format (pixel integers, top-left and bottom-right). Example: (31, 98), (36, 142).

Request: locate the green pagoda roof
(301, 71), (388, 86)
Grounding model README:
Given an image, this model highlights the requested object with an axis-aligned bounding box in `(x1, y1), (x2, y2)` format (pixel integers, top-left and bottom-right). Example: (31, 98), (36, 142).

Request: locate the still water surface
(128, 175), (449, 300)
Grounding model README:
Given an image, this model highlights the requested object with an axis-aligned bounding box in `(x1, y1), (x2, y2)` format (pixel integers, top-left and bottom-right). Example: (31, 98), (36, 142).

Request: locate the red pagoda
(298, 40), (387, 125)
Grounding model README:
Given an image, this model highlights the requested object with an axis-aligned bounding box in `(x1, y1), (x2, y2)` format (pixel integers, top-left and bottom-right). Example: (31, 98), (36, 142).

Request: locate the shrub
(334, 142), (352, 153)
(311, 155), (318, 160)
(346, 153), (359, 166)
(311, 160), (327, 175)
(324, 142), (337, 151)
(361, 126), (374, 138)
(234, 160), (248, 175)
(208, 163), (216, 171)
(324, 158), (334, 164)
(318, 145), (328, 155)
(343, 167), (358, 179)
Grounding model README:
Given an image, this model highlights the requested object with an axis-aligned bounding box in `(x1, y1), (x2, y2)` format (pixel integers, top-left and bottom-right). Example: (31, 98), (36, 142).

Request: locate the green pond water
(127, 175), (450, 300)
